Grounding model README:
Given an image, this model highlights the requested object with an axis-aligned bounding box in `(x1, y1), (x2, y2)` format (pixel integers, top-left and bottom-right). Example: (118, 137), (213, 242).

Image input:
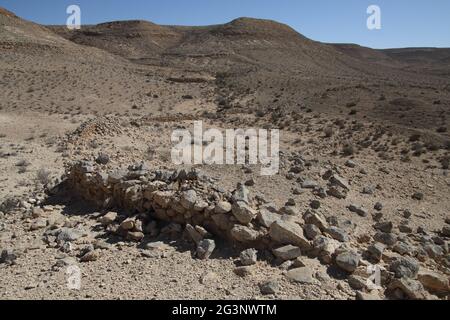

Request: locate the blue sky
(1, 0), (449, 49)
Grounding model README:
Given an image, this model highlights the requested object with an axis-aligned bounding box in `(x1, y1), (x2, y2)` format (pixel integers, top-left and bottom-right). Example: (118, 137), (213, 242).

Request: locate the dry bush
(342, 143), (355, 156)
(36, 168), (51, 185)
(425, 141), (440, 151)
(440, 156), (450, 169)
(323, 126), (334, 138)
(409, 134), (421, 142)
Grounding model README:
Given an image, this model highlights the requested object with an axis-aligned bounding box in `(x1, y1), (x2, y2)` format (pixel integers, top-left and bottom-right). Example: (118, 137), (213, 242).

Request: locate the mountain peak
(211, 17), (303, 40)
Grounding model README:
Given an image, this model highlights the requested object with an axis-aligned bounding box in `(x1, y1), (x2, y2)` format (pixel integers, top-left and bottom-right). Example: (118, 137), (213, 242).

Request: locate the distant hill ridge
(1, 6), (449, 76)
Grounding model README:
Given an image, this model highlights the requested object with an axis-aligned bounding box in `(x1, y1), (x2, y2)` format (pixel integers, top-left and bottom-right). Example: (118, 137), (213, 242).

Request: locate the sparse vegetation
(36, 168), (51, 185)
(342, 143), (355, 156)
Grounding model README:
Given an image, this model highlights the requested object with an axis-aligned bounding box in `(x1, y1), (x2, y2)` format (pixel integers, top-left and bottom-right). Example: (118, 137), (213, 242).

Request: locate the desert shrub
(400, 147), (410, 154)
(342, 143), (355, 156)
(440, 156), (450, 170)
(412, 145), (426, 156)
(334, 119), (346, 129)
(389, 98), (418, 107)
(401, 155), (411, 163)
(391, 138), (400, 146)
(255, 110), (265, 118)
(323, 126), (334, 138)
(378, 152), (391, 160)
(36, 168), (51, 185)
(425, 141), (440, 151)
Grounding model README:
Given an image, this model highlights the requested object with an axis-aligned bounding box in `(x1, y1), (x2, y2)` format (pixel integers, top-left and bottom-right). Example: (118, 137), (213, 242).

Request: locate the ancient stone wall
(66, 161), (312, 251)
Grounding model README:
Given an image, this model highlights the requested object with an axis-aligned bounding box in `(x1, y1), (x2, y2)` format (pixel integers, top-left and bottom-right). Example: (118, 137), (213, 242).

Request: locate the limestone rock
(215, 201), (232, 214)
(120, 218), (135, 231)
(185, 224), (203, 244)
(257, 208), (281, 228)
(330, 174), (350, 190)
(368, 242), (386, 262)
(232, 201), (257, 225)
(240, 248), (258, 266)
(80, 250), (101, 262)
(336, 251), (361, 273)
(272, 245), (302, 261)
(325, 226), (349, 242)
(374, 221), (394, 233)
(230, 225), (260, 242)
(417, 269), (449, 295)
(269, 220), (311, 250)
(180, 190), (197, 210)
(196, 239), (215, 260)
(127, 231), (144, 242)
(303, 210), (328, 230)
(99, 212), (117, 226)
(389, 257), (420, 279)
(388, 278), (427, 300)
(259, 280), (279, 295)
(348, 204), (368, 217)
(286, 267), (315, 284)
(56, 228), (83, 242)
(304, 224), (322, 240)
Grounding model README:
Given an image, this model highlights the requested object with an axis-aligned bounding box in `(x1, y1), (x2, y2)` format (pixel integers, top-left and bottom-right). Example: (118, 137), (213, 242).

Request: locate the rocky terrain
(0, 7), (449, 300)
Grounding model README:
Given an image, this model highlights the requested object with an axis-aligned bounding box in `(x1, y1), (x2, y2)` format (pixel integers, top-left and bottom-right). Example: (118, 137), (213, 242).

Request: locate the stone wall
(66, 161), (313, 252)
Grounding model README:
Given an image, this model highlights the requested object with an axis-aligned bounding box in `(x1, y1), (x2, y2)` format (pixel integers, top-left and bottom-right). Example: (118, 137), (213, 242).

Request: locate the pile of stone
(66, 161), (312, 250)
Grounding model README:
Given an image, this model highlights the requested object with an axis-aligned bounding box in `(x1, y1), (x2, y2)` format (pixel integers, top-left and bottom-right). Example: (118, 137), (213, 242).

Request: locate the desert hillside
(0, 7), (449, 301)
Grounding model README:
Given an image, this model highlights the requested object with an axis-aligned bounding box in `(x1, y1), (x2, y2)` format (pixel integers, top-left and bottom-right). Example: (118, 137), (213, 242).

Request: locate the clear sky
(1, 0), (449, 49)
